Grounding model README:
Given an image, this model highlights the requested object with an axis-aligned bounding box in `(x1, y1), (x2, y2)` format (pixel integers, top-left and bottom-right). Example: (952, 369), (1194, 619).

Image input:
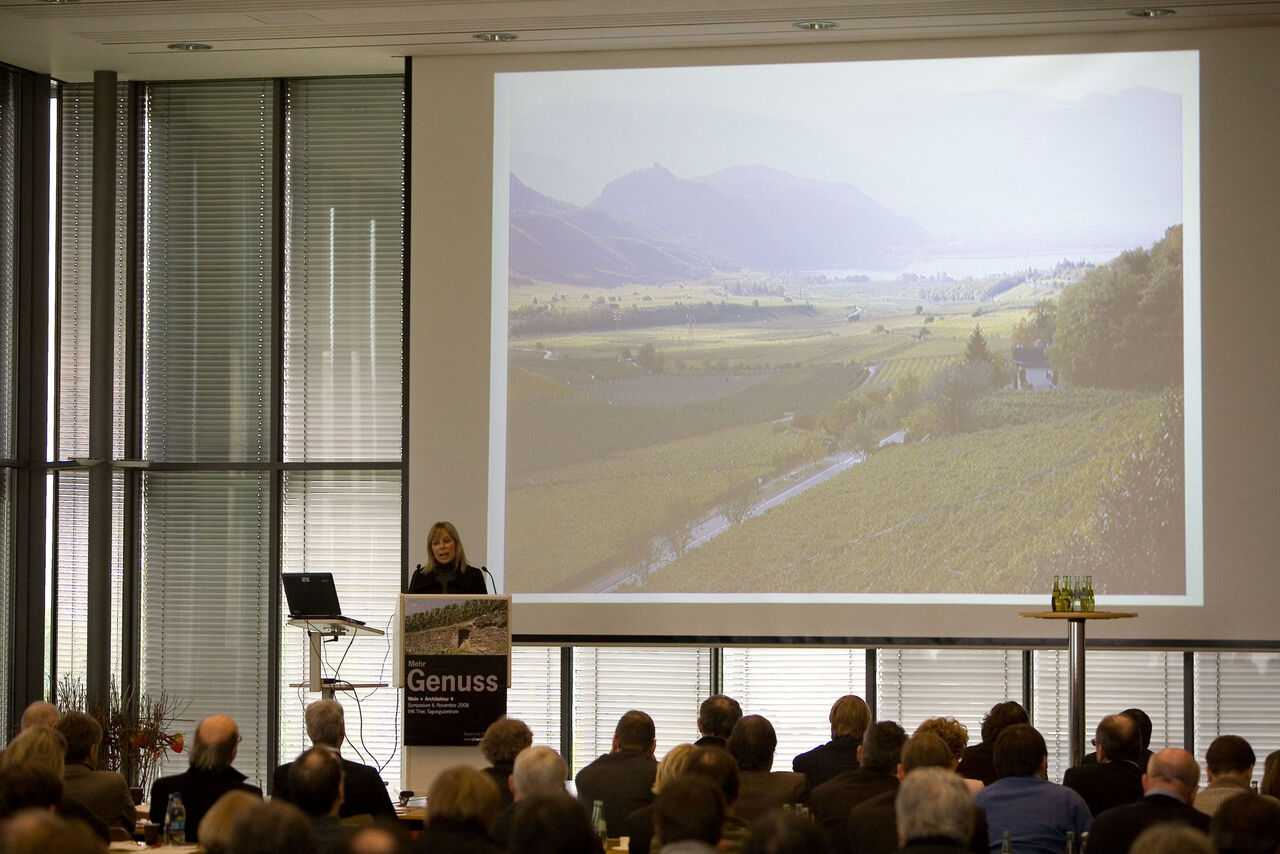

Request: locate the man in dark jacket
(1086, 748), (1209, 854)
(809, 719), (906, 854)
(149, 714), (262, 842)
(793, 695), (870, 789)
(1062, 714), (1144, 815)
(575, 710), (658, 837)
(273, 699), (396, 820)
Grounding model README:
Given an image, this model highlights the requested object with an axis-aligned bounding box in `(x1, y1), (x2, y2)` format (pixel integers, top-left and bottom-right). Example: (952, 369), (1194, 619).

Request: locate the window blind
(1193, 651), (1279, 788)
(0, 68), (17, 460)
(1034, 649), (1184, 782)
(282, 76), (404, 462)
(722, 647), (869, 770)
(278, 470), (403, 783)
(141, 81), (273, 463)
(509, 646), (564, 754)
(140, 472), (271, 786)
(571, 647), (710, 775)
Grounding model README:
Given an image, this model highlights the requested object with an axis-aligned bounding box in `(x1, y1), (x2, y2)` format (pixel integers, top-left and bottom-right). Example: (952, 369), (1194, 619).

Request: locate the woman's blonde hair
(653, 743), (696, 794)
(426, 521), (467, 571)
(427, 765), (502, 831)
(1, 726), (67, 777)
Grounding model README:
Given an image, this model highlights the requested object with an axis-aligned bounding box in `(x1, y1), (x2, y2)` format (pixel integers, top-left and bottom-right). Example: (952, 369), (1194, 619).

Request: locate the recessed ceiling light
(167, 42), (213, 51)
(1126, 8), (1176, 17)
(473, 32), (518, 42)
(793, 20), (838, 31)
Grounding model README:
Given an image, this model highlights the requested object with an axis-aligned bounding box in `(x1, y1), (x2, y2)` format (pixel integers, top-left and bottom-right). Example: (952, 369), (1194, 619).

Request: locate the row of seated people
(3, 695), (1280, 854)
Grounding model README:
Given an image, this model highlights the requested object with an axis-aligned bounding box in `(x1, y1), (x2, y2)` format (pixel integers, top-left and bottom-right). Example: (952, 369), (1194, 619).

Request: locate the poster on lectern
(400, 594), (511, 746)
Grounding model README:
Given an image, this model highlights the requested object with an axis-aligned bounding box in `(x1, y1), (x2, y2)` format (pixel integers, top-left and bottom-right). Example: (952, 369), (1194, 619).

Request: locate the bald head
(191, 715), (241, 770)
(1145, 748), (1201, 801)
(20, 702), (59, 732)
(1096, 714), (1141, 763)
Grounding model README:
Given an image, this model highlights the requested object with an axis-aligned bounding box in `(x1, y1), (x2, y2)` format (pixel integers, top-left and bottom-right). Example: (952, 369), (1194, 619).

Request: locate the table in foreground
(1019, 611), (1137, 768)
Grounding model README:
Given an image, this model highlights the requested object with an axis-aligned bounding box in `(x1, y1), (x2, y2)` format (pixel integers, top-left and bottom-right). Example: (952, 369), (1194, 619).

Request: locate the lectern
(287, 617), (387, 700)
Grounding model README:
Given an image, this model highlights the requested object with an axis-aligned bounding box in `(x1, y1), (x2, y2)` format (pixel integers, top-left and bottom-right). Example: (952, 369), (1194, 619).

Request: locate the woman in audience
(198, 789), (262, 854)
(626, 742), (697, 854)
(1261, 749), (1280, 799)
(916, 717), (984, 793)
(408, 521), (487, 594)
(0, 727), (109, 842)
(412, 765), (503, 854)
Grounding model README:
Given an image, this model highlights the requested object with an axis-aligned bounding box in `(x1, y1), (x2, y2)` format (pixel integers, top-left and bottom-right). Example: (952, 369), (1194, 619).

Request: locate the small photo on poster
(402, 595), (510, 658)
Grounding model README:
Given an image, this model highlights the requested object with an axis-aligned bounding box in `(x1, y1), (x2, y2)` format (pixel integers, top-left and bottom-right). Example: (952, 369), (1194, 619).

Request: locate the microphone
(481, 566), (497, 594)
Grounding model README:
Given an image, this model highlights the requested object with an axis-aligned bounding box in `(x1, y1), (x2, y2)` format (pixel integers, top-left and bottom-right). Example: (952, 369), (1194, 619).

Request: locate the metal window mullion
(121, 80), (144, 701)
(266, 77), (287, 786)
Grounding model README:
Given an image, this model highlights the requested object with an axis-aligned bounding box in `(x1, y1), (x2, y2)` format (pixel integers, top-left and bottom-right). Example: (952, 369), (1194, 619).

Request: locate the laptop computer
(282, 572), (364, 625)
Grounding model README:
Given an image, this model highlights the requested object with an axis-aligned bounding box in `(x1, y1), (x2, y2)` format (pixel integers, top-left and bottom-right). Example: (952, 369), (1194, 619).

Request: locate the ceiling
(1, 0), (1278, 82)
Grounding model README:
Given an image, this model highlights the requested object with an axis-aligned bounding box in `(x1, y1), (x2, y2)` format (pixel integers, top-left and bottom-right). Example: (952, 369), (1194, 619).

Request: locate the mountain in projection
(509, 175), (725, 287)
(508, 165), (930, 285)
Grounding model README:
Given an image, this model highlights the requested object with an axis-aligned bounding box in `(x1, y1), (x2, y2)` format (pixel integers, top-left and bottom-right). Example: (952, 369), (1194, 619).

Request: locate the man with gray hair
(896, 767), (977, 854)
(148, 714), (262, 843)
(272, 699), (395, 819)
(493, 745), (569, 847)
(1085, 747), (1210, 854)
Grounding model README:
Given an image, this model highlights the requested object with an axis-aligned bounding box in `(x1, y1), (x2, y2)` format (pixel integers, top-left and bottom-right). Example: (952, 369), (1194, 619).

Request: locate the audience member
(494, 745), (569, 848)
(1083, 708), (1155, 771)
(1129, 824), (1215, 854)
(230, 799), (318, 854)
(509, 792), (600, 854)
(957, 702), (1029, 786)
(741, 810), (831, 854)
(149, 714), (263, 843)
(197, 789), (263, 854)
(0, 808), (105, 854)
(625, 743), (696, 854)
(273, 700), (395, 819)
(478, 716), (533, 808)
(55, 711), (137, 836)
(412, 764), (502, 854)
(682, 746), (748, 854)
(1194, 736), (1263, 817)
(1062, 714), (1145, 815)
(655, 774), (724, 854)
(1080, 747), (1209, 854)
(576, 710), (659, 837)
(1, 726), (108, 841)
(19, 701), (60, 732)
(0, 761), (64, 817)
(915, 717), (983, 793)
(696, 695), (744, 748)
(1210, 790), (1280, 854)
(972, 724), (1090, 854)
(793, 695), (871, 789)
(288, 746), (350, 853)
(1262, 749), (1280, 800)
(330, 821), (412, 854)
(848, 732), (989, 854)
(727, 715), (809, 823)
(809, 719), (906, 854)
(896, 767), (977, 854)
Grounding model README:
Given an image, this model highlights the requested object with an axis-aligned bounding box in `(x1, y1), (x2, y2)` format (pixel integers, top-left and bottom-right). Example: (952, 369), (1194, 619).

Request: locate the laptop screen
(282, 572), (343, 618)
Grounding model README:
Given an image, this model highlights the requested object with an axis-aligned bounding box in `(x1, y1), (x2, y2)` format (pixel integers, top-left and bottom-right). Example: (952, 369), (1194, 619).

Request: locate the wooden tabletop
(1018, 611), (1137, 619)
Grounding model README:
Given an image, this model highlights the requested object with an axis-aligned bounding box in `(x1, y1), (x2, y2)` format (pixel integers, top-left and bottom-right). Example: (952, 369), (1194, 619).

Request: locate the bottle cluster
(1051, 575), (1095, 612)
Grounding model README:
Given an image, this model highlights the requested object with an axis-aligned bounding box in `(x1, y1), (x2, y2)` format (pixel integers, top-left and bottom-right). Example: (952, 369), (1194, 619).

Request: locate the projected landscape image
(496, 53), (1197, 599)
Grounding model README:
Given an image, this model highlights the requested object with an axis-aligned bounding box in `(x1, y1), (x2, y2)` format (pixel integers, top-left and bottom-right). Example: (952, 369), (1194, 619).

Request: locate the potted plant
(56, 675), (188, 801)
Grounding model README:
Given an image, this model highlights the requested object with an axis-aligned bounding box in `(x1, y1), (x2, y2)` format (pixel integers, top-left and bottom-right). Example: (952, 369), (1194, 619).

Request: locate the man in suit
(576, 709), (659, 837)
(1085, 747), (1209, 854)
(273, 699), (395, 820)
(809, 719), (906, 854)
(493, 745), (568, 848)
(726, 714), (809, 824)
(1062, 714), (1144, 816)
(792, 694), (871, 789)
(694, 695), (742, 748)
(287, 746), (348, 853)
(897, 767), (981, 854)
(849, 732), (990, 854)
(149, 714), (262, 843)
(56, 711), (138, 837)
(1081, 708), (1154, 771)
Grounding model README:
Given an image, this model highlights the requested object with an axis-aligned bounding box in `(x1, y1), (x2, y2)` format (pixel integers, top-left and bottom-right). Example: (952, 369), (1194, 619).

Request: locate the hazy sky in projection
(501, 51), (1193, 253)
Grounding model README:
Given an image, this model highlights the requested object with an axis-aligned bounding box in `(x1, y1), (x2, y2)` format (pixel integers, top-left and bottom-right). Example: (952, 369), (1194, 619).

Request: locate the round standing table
(1020, 611), (1136, 767)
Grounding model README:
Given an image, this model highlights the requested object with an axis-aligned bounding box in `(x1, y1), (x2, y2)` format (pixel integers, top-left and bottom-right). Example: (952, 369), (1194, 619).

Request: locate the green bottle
(1052, 576), (1062, 611)
(1084, 576), (1095, 612)
(1002, 831), (1014, 854)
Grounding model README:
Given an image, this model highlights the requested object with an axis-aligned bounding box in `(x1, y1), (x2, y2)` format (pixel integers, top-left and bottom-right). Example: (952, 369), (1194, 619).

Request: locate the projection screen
(408, 29), (1280, 643)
